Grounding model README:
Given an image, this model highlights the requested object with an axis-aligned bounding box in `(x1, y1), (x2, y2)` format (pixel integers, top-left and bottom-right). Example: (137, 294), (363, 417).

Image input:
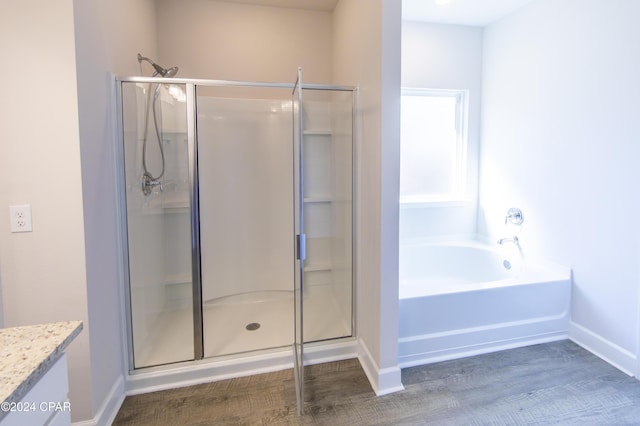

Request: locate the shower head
(163, 66), (179, 78)
(137, 53), (179, 77)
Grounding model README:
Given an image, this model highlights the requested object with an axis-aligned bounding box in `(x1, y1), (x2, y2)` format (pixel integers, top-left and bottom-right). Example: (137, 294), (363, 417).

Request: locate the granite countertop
(0, 321), (83, 414)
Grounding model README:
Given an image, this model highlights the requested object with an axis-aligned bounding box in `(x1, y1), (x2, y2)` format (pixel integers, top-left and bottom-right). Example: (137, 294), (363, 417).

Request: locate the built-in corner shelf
(302, 124), (337, 280)
(161, 191), (189, 211)
(163, 202), (189, 212)
(304, 196), (332, 204)
(303, 129), (332, 136)
(136, 194), (189, 214)
(164, 273), (192, 286)
(164, 275), (193, 310)
(303, 263), (332, 273)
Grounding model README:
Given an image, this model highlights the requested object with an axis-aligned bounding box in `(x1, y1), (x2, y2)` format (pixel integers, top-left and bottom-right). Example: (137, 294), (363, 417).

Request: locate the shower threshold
(125, 336), (358, 396)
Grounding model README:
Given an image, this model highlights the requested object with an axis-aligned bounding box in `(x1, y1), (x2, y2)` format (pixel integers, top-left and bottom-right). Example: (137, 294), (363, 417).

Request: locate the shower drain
(246, 322), (261, 331)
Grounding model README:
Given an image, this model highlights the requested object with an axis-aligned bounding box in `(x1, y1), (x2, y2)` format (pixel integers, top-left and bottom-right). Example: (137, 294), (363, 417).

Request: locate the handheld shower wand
(137, 53), (179, 195)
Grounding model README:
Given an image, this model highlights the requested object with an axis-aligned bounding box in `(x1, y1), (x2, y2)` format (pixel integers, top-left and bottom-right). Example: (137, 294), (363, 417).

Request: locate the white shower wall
(196, 94), (353, 315)
(198, 97), (294, 301)
(327, 92), (354, 328)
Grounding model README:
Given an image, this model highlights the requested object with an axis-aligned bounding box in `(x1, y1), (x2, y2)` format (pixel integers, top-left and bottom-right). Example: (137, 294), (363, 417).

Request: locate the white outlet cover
(9, 204), (33, 233)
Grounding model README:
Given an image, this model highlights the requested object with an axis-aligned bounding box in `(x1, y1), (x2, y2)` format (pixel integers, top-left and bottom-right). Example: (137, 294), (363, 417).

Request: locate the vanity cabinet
(0, 321), (82, 426)
(2, 355), (70, 426)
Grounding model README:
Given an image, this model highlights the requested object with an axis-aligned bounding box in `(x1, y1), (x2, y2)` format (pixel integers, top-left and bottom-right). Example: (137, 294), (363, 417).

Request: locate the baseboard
(126, 339), (358, 396)
(304, 339), (359, 366)
(72, 375), (125, 426)
(569, 321), (636, 376)
(357, 339), (404, 396)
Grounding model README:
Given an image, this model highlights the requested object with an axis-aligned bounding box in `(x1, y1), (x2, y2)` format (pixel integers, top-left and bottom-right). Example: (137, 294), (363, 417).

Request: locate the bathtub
(398, 239), (571, 368)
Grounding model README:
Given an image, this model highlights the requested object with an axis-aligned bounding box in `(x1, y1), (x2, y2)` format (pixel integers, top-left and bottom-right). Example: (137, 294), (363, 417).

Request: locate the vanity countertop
(0, 321), (82, 415)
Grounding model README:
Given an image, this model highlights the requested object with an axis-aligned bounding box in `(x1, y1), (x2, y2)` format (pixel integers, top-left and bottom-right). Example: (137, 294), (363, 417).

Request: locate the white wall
(401, 22), (483, 240)
(155, 0), (333, 84)
(99, 0), (158, 72)
(480, 0), (640, 373)
(0, 0), (92, 421)
(1, 0), (156, 423)
(333, 0), (403, 395)
(73, 0), (157, 419)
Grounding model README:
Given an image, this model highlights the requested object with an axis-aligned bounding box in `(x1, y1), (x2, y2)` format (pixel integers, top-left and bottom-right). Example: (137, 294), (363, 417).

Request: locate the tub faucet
(505, 207), (524, 225)
(498, 236), (519, 247)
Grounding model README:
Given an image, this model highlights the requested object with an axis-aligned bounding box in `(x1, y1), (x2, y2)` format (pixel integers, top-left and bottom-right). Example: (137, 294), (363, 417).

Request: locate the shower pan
(115, 70), (356, 409)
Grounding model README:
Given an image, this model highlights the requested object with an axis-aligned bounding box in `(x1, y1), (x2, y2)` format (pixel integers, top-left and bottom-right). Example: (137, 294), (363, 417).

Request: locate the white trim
(304, 340), (358, 365)
(399, 332), (567, 368)
(125, 340), (358, 396)
(72, 375), (125, 426)
(399, 199), (471, 209)
(357, 339), (404, 396)
(111, 73), (134, 409)
(569, 321), (636, 376)
(636, 264), (640, 378)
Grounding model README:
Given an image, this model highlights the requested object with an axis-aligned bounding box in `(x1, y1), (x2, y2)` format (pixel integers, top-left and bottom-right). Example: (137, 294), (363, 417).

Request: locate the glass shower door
(119, 81), (196, 368)
(300, 88), (354, 344)
(119, 75), (354, 376)
(292, 67), (305, 416)
(196, 84), (295, 359)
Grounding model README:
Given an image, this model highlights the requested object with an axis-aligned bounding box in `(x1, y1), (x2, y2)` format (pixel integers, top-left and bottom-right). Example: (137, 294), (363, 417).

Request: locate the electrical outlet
(9, 204), (33, 233)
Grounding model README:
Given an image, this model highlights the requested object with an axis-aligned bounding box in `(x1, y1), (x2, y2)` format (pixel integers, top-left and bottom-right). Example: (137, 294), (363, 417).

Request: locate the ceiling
(218, 0), (535, 27)
(402, 0), (535, 27)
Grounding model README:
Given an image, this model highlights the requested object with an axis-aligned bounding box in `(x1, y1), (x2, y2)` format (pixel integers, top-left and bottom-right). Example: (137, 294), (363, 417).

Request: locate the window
(400, 88), (468, 204)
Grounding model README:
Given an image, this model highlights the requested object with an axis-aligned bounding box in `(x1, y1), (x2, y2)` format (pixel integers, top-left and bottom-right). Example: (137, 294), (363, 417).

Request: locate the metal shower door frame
(115, 74), (357, 375)
(292, 67), (305, 416)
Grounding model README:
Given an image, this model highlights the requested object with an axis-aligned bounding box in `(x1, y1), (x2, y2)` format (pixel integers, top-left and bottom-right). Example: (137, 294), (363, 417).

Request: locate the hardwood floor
(113, 340), (640, 425)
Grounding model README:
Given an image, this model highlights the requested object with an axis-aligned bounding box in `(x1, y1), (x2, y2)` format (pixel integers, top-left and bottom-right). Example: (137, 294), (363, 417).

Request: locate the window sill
(400, 199), (470, 209)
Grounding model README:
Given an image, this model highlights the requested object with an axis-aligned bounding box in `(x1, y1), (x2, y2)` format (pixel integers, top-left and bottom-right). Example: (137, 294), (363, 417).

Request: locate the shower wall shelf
(137, 204), (188, 216)
(300, 108), (352, 303)
(162, 200), (189, 210)
(304, 197), (333, 203)
(303, 264), (332, 272)
(164, 273), (191, 285)
(303, 129), (332, 136)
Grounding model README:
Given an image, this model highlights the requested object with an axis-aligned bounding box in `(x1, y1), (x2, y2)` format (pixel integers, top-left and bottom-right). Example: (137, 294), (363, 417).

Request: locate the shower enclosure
(116, 71), (355, 408)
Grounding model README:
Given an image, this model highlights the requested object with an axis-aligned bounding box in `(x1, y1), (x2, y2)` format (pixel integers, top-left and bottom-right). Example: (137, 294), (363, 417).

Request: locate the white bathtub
(398, 239), (571, 368)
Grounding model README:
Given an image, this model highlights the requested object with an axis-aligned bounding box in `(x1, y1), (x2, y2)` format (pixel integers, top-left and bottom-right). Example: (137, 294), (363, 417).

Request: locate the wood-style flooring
(113, 340), (640, 425)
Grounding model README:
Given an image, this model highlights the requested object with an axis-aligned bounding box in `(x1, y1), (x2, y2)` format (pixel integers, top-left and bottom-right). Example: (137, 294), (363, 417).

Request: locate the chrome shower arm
(137, 53), (179, 78)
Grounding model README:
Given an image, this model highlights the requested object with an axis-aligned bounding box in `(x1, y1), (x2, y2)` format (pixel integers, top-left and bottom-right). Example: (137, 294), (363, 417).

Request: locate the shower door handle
(296, 234), (306, 261)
